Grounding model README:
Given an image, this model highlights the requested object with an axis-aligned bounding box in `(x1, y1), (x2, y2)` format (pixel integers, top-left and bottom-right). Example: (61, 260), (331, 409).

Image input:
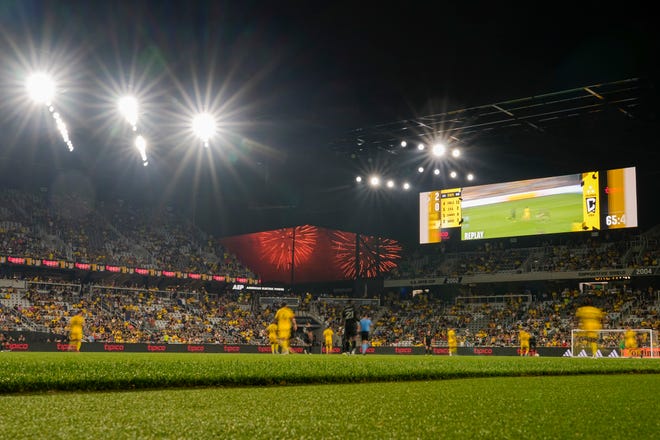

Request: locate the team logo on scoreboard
(585, 197), (597, 213)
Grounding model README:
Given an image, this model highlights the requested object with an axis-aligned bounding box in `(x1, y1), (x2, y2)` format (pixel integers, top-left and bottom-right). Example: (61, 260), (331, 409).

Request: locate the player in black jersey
(424, 329), (433, 355)
(342, 300), (358, 354)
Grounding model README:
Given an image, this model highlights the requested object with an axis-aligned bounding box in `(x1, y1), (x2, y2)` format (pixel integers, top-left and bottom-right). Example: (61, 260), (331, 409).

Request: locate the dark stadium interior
(2, 5), (659, 439)
(1, 2), (658, 246)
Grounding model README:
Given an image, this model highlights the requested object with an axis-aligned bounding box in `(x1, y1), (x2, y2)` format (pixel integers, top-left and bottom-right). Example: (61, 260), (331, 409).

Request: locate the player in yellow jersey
(323, 325), (334, 354)
(519, 328), (530, 356)
(624, 327), (638, 357)
(447, 329), (457, 356)
(266, 321), (279, 354)
(274, 302), (297, 354)
(68, 310), (84, 352)
(575, 304), (604, 357)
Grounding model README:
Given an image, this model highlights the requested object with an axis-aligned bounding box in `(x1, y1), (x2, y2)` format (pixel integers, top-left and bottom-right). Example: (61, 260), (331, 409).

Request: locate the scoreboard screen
(419, 167), (638, 244)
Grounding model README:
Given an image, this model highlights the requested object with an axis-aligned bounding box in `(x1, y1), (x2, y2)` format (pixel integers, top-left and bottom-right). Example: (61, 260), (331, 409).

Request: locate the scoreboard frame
(419, 167), (638, 244)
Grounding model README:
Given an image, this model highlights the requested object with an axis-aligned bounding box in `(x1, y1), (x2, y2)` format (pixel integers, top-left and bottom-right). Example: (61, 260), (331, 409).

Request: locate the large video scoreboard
(419, 167), (638, 244)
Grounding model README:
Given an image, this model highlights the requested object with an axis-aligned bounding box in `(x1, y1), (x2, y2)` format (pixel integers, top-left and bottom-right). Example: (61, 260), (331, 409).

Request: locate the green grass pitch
(0, 353), (658, 438)
(461, 193), (584, 240)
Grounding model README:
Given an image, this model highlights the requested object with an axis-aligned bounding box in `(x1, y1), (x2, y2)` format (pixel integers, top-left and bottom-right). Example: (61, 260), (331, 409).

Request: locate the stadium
(1, 2), (659, 439)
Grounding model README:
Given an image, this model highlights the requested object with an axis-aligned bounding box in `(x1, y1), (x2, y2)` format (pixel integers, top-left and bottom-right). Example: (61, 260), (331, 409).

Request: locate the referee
(358, 313), (373, 355)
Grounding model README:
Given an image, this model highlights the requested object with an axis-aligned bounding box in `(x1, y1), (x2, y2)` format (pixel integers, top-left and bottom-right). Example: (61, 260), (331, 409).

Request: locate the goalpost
(570, 329), (656, 358)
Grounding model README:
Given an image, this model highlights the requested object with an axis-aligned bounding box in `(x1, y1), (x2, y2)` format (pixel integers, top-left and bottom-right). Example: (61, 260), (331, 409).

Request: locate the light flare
(192, 112), (216, 147)
(26, 73), (75, 151)
(135, 135), (148, 166)
(118, 96), (139, 130)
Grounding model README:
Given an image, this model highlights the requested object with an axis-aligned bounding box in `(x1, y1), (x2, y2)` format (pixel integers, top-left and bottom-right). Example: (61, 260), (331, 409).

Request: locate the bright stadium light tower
(26, 73), (55, 104)
(26, 72), (74, 152)
(192, 112), (216, 148)
(118, 96), (139, 131)
(118, 95), (149, 165)
(432, 143), (446, 157)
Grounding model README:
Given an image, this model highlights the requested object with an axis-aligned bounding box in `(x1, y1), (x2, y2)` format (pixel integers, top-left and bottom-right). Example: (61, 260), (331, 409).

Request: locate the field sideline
(1, 353), (659, 438)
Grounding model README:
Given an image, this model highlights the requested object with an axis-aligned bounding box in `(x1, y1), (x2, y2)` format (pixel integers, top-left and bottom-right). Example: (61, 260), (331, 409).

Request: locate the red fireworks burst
(257, 225), (318, 271)
(331, 231), (402, 278)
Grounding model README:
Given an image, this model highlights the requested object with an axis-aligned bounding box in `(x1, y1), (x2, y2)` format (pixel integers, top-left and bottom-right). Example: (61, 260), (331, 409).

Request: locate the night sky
(0, 1), (657, 244)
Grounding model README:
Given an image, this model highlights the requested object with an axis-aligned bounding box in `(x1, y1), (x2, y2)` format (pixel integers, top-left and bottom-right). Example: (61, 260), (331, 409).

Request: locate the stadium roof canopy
(329, 78), (650, 159)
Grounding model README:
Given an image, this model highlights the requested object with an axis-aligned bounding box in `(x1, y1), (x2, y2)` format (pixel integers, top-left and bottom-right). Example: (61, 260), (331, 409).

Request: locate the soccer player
(68, 310), (84, 352)
(323, 325), (334, 354)
(303, 323), (314, 354)
(447, 328), (457, 356)
(342, 300), (358, 354)
(529, 331), (537, 355)
(519, 328), (530, 356)
(358, 313), (373, 355)
(274, 302), (297, 354)
(624, 327), (638, 357)
(424, 329), (433, 355)
(266, 321), (279, 354)
(575, 303), (604, 357)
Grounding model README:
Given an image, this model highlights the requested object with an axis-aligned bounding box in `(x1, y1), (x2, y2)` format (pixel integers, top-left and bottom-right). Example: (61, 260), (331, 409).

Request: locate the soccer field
(0, 353), (658, 439)
(461, 193), (584, 240)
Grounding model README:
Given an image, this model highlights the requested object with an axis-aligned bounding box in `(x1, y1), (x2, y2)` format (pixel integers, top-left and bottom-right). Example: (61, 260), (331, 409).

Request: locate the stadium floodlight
(452, 148), (460, 158)
(417, 166), (424, 173)
(432, 143), (446, 157)
(356, 176), (362, 183)
(118, 96), (139, 130)
(26, 72), (75, 152)
(26, 73), (55, 104)
(192, 112), (216, 147)
(402, 182), (410, 190)
(369, 176), (380, 187)
(417, 143), (425, 151)
(450, 171), (457, 178)
(467, 173), (474, 181)
(400, 141), (407, 147)
(135, 135), (148, 166)
(386, 179), (395, 188)
(433, 168), (440, 175)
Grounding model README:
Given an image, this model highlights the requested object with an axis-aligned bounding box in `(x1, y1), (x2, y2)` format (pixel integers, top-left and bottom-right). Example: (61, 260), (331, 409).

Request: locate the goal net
(570, 328), (656, 358)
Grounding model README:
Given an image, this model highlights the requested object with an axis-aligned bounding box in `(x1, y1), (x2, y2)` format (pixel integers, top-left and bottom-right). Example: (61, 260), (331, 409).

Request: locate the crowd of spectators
(2, 187), (659, 351)
(2, 278), (658, 349)
(0, 188), (255, 279)
(391, 229), (658, 279)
